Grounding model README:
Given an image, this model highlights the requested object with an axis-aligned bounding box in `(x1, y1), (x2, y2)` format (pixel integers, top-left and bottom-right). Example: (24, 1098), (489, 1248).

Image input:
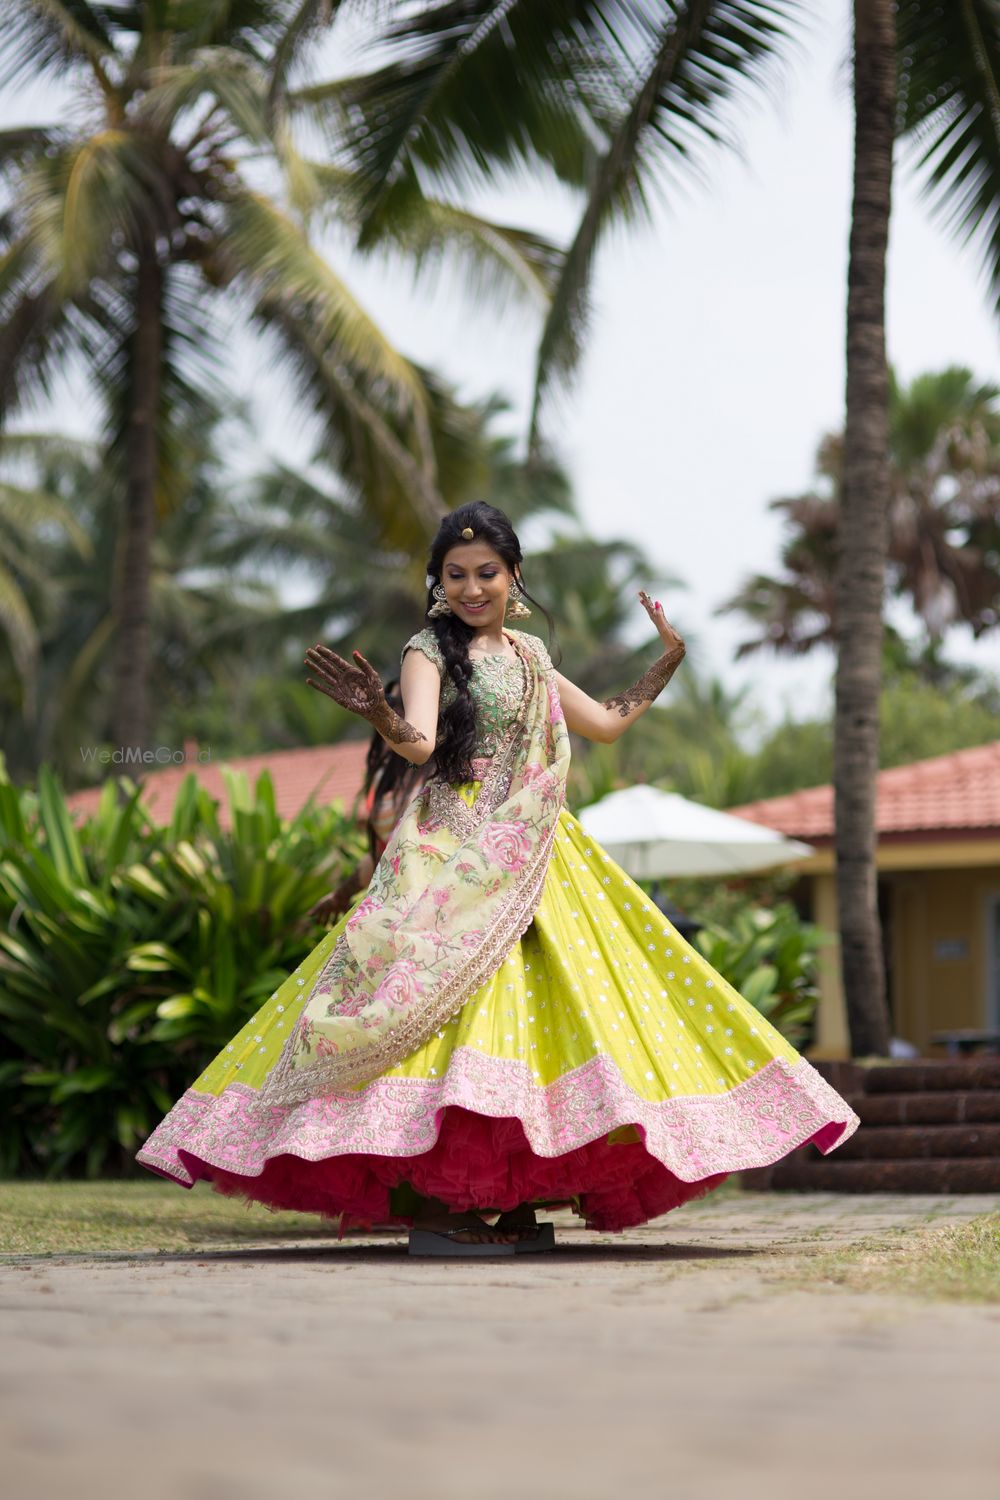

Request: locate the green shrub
(0, 762), (364, 1178)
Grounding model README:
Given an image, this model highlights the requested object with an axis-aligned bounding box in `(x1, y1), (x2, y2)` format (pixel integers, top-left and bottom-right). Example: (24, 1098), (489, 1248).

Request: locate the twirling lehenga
(136, 628), (859, 1229)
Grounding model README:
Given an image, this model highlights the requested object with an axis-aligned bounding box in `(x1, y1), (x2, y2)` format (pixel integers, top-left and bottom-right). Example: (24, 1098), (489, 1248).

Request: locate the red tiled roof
(66, 740), (371, 829)
(729, 740), (1000, 841)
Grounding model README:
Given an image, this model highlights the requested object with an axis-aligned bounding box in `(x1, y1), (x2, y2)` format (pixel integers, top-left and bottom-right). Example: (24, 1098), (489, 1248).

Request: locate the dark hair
(424, 501), (555, 784)
(363, 680), (422, 858)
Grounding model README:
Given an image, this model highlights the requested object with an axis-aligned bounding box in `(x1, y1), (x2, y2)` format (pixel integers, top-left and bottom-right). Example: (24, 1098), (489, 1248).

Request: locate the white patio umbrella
(577, 784), (814, 879)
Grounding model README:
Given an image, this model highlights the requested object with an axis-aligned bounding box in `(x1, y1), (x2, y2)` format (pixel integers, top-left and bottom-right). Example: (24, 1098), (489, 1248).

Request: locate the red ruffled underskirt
(179, 1105), (731, 1232)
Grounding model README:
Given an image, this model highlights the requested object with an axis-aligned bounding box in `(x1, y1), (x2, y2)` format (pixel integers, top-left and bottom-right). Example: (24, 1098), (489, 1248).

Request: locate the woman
(136, 502), (859, 1256)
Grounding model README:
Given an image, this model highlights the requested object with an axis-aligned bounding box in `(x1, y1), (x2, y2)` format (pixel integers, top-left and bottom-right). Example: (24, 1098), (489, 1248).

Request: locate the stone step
(863, 1059), (1000, 1094)
(759, 1157), (1000, 1194)
(832, 1123), (1000, 1160)
(855, 1091), (1000, 1126)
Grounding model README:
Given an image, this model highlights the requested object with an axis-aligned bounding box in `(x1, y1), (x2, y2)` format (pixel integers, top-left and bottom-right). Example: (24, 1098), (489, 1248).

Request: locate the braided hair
(425, 502), (555, 784)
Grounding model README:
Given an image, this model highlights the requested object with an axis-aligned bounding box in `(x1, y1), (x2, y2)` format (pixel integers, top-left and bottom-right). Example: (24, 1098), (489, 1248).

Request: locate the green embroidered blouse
(401, 627), (543, 759)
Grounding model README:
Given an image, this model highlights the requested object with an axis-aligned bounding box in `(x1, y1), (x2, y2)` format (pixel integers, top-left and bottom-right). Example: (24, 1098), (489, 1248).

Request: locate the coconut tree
(719, 366), (1000, 658)
(0, 433), (93, 733)
(835, 0), (896, 1056)
(0, 0), (565, 753)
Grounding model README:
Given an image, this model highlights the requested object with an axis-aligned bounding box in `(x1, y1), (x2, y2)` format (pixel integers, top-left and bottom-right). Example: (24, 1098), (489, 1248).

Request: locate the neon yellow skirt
(136, 806), (859, 1229)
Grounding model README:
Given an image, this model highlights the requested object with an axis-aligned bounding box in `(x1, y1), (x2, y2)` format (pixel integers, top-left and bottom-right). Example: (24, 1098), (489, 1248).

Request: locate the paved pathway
(2, 1191), (998, 1500)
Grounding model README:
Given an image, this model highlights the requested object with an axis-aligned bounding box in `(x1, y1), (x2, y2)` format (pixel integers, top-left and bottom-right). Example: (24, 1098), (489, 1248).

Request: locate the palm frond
(292, 0), (646, 203)
(221, 188), (430, 412)
(311, 162), (564, 309)
(1, 0), (115, 91)
(897, 0), (1000, 314)
(248, 292), (447, 539)
(531, 0), (803, 443)
(0, 246), (82, 423)
(0, 128), (69, 183)
(0, 481), (93, 557)
(0, 556), (41, 717)
(141, 51), (272, 142)
(62, 132), (175, 289)
(267, 0), (342, 114)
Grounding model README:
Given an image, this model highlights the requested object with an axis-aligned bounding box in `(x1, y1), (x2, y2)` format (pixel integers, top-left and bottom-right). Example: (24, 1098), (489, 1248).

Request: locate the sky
(6, 0), (1000, 732)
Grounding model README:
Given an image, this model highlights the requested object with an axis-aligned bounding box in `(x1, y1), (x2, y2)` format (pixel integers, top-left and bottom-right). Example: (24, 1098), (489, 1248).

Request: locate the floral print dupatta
(261, 633), (570, 1103)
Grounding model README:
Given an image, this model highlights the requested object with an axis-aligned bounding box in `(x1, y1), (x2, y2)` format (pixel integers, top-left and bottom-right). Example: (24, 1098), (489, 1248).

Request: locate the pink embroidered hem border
(136, 1050), (859, 1229)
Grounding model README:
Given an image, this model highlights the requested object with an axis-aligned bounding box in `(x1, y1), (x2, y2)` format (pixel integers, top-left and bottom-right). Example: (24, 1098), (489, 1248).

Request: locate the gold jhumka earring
(428, 584), (453, 619)
(505, 581), (532, 619)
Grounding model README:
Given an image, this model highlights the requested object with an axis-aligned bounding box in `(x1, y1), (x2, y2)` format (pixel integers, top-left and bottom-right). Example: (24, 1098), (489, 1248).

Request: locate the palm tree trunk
(834, 0), (896, 1057)
(113, 249), (162, 754)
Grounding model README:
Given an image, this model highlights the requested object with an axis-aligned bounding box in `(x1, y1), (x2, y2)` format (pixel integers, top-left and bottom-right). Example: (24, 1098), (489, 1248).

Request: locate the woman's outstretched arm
(304, 643), (439, 764)
(552, 591), (686, 744)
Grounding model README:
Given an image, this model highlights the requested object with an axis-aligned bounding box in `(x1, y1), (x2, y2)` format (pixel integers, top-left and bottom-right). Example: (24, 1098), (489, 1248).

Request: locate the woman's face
(439, 541), (513, 631)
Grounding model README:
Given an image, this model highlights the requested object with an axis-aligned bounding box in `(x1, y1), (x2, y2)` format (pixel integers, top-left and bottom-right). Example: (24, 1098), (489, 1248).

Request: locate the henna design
(603, 641), (686, 718)
(304, 644), (427, 746)
(368, 698), (426, 745)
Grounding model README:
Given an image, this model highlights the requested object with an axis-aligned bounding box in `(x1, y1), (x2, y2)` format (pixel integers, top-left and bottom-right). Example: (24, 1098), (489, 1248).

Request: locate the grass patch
(775, 1211), (1000, 1305)
(0, 1180), (345, 1256)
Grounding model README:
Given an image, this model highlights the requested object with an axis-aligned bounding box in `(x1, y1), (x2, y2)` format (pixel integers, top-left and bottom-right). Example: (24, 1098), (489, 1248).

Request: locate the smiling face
(439, 541), (514, 631)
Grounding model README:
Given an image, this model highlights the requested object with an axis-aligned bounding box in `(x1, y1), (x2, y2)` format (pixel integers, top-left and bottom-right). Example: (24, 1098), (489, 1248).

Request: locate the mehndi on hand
(304, 644), (427, 745)
(602, 590), (686, 718)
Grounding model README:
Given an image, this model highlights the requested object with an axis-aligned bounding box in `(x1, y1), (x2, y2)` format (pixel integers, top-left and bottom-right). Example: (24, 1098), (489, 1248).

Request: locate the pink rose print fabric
(260, 632), (571, 1102)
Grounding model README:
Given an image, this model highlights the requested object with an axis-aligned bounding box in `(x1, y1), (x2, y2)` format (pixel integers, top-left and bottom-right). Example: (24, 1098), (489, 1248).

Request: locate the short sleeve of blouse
(514, 629), (553, 675)
(401, 628), (445, 676)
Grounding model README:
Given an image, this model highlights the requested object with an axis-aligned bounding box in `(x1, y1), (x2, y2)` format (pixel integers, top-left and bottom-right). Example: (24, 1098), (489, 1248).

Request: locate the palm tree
(835, 0), (896, 1057)
(0, 404), (289, 778)
(0, 433), (92, 732)
(718, 367), (1000, 658)
(0, 0), (563, 752)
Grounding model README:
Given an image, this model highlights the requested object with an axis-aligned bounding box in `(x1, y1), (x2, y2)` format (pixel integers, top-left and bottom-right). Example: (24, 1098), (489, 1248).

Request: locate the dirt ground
(2, 1190), (998, 1500)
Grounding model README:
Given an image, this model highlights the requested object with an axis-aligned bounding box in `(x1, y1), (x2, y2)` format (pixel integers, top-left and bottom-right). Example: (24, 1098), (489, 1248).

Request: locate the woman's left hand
(638, 590), (685, 655)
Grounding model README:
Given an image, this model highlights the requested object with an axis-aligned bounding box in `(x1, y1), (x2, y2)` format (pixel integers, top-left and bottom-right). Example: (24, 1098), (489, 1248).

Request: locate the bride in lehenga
(136, 500), (859, 1256)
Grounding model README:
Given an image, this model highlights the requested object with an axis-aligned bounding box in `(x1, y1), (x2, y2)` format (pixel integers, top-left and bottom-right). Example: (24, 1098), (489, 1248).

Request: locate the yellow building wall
(804, 862), (1000, 1059)
(808, 873), (850, 1059)
(889, 867), (1000, 1054)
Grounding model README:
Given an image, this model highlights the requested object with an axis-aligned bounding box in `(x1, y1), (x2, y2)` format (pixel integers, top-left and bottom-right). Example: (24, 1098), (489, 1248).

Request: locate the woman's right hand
(304, 644), (386, 722)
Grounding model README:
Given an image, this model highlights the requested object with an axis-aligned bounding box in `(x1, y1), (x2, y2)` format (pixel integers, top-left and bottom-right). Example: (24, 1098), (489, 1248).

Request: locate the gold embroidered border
(136, 1054), (860, 1190)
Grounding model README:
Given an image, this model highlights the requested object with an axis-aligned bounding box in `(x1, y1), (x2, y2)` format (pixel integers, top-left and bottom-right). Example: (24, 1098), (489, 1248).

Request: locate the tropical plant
(318, 0), (804, 442)
(719, 368), (1000, 657)
(0, 0), (563, 752)
(692, 902), (827, 1051)
(0, 406), (290, 780)
(0, 433), (94, 731)
(0, 760), (363, 1177)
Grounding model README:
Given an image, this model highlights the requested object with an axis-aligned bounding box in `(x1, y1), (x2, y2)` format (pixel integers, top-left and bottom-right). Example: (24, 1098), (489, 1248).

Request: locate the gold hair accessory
(461, 526), (474, 540)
